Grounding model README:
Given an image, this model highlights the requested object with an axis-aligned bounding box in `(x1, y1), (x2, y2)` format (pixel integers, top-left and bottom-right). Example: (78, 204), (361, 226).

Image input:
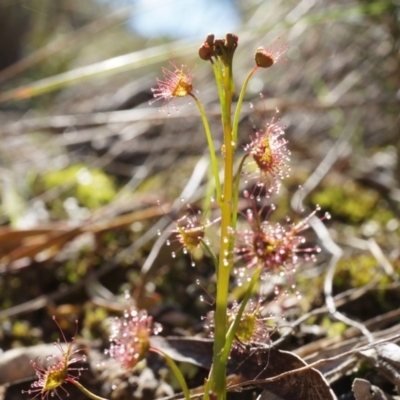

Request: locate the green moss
(83, 306), (109, 340)
(370, 205), (396, 225)
(321, 317), (347, 338)
(12, 320), (31, 338)
(43, 164), (117, 209)
(60, 259), (89, 284)
(334, 254), (379, 288)
(310, 181), (379, 224)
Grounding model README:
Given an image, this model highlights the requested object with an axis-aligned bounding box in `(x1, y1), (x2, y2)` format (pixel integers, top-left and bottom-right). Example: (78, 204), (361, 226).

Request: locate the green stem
(211, 60), (234, 400)
(70, 379), (109, 400)
(151, 347), (190, 400)
(216, 71), (258, 369)
(231, 154), (249, 232)
(203, 368), (213, 400)
(220, 265), (263, 365)
(191, 94), (221, 200)
(201, 238), (219, 273)
(232, 67), (258, 144)
(211, 60), (225, 113)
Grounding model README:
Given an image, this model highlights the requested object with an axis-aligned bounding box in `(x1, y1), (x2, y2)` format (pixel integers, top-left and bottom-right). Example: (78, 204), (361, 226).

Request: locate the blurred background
(0, 0), (399, 399)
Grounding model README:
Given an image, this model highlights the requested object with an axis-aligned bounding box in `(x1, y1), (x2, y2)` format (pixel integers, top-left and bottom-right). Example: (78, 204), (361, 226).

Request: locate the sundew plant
(23, 33), (326, 400)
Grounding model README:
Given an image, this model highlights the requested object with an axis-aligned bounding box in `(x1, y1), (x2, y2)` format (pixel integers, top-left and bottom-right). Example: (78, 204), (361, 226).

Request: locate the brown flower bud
(214, 38), (225, 56)
(199, 43), (212, 61)
(225, 33), (238, 53)
(206, 33), (215, 48)
(199, 34), (215, 61)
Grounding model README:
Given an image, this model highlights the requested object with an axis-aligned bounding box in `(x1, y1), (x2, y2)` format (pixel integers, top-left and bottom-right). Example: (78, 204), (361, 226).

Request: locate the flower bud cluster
(198, 33), (239, 64)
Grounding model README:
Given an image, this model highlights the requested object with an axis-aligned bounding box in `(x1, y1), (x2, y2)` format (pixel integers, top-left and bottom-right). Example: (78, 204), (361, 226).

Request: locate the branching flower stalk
(189, 93), (221, 200)
(199, 34), (242, 398)
(197, 34), (290, 399)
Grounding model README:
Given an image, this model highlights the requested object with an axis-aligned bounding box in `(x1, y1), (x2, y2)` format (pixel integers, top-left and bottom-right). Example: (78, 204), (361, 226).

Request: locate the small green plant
(24, 33), (326, 400)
